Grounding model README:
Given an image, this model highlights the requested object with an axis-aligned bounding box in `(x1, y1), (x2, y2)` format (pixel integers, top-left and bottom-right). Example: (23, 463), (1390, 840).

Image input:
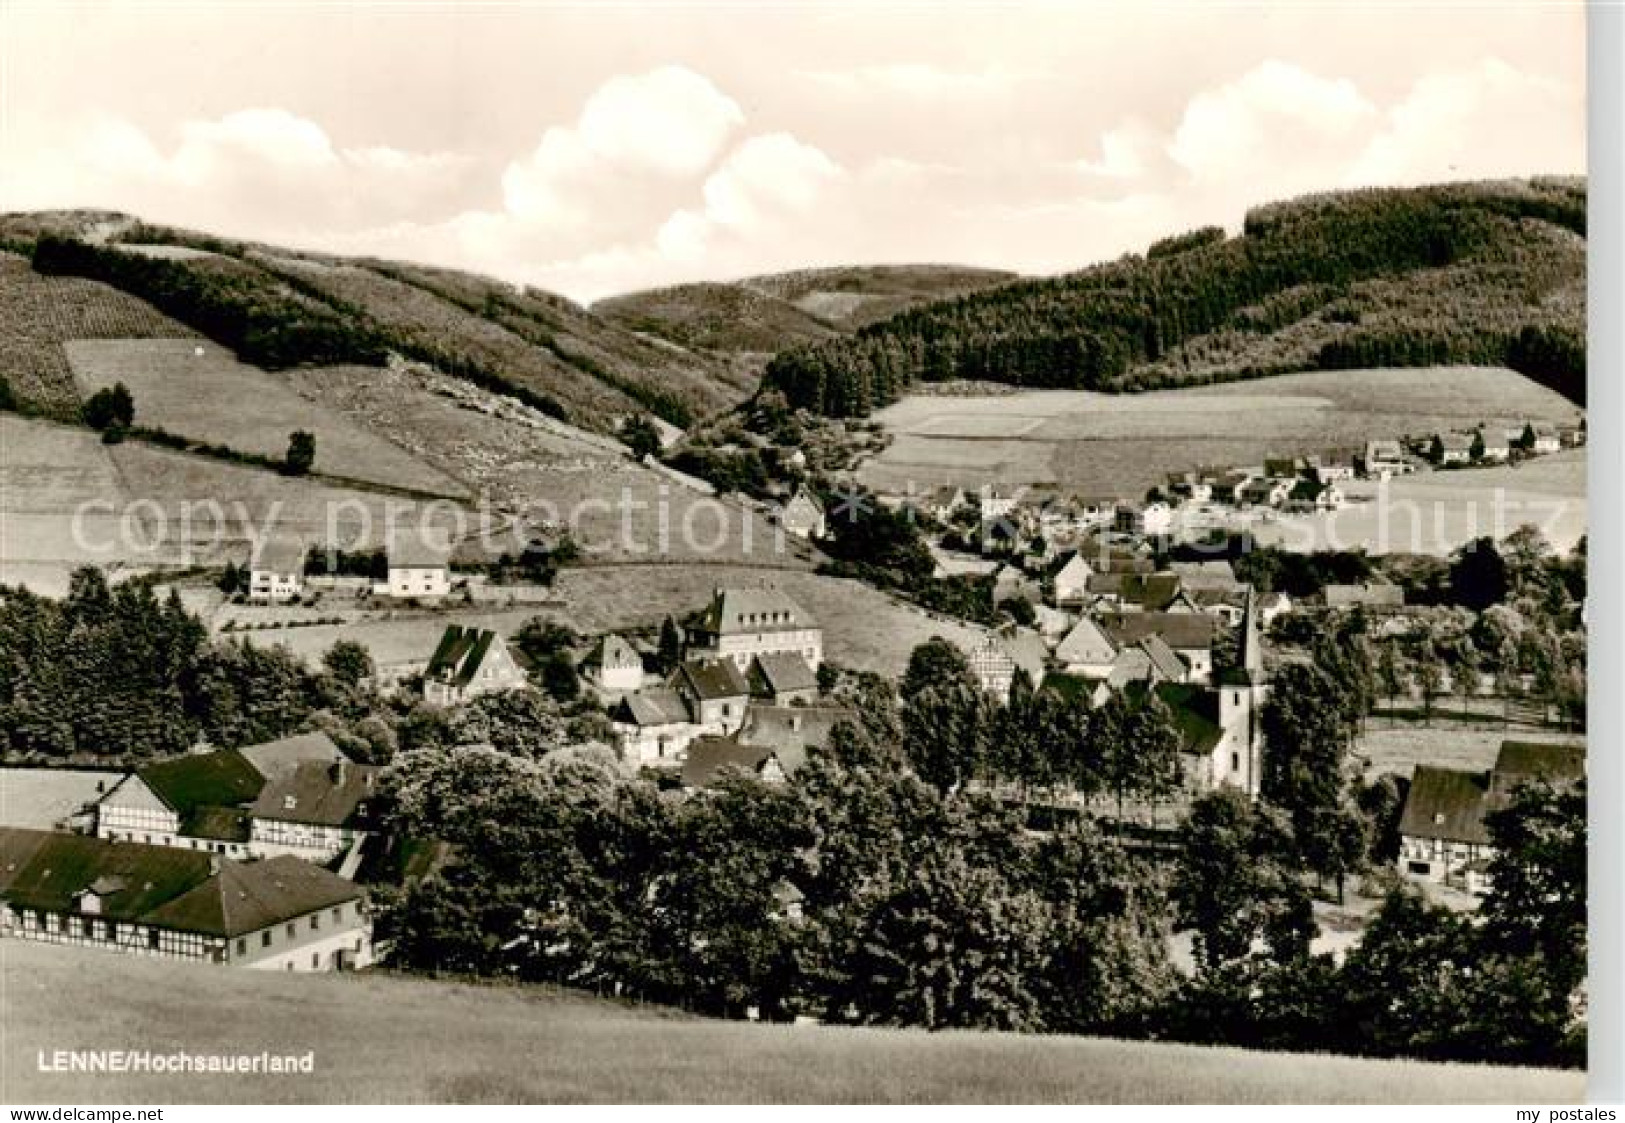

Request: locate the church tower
(1216, 587), (1269, 795)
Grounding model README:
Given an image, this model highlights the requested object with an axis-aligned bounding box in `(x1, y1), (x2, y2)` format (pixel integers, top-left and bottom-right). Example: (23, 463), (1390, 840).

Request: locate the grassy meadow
(64, 338), (468, 497)
(859, 366), (1583, 501)
(0, 941), (1584, 1104)
(1355, 724), (1585, 782)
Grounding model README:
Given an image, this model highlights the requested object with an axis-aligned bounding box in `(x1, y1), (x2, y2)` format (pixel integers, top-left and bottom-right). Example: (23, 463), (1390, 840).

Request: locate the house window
(262, 931), (272, 948)
(312, 953), (320, 969)
(286, 923), (296, 939)
(310, 915), (320, 931)
(1231, 753), (1240, 773)
(332, 907), (343, 923)
(147, 928), (160, 950)
(81, 917), (94, 938)
(237, 938), (247, 957)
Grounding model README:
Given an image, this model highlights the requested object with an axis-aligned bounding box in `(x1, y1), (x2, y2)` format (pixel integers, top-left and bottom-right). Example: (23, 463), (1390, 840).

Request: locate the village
(0, 402), (1587, 976)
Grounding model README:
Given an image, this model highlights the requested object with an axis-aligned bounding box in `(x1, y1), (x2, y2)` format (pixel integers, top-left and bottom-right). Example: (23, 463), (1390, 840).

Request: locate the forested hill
(762, 179), (1587, 416)
(0, 211), (755, 431)
(595, 264), (1015, 354)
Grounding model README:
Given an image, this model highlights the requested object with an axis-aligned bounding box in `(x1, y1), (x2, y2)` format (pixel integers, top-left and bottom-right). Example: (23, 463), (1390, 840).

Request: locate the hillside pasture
(0, 940), (1582, 1104)
(281, 361), (807, 567)
(860, 367), (1583, 501)
(63, 339), (467, 497)
(0, 251), (198, 414)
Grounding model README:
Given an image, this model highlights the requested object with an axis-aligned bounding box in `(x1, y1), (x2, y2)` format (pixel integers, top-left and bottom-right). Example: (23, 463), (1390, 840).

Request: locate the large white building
(686, 587), (823, 671)
(0, 829), (371, 971)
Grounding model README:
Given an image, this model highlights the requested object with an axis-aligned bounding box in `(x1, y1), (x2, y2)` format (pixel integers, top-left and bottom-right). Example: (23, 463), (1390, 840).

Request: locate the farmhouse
(250, 759), (381, 864)
(1397, 740), (1584, 893)
(747, 652), (820, 705)
(671, 658), (751, 734)
(1210, 470), (1254, 504)
(1362, 440), (1410, 478)
(423, 626), (529, 706)
(96, 749), (264, 858)
(1114, 500), (1173, 537)
(1430, 432), (1474, 466)
(580, 633), (645, 693)
(610, 688), (702, 766)
(1475, 428), (1511, 463)
(0, 829), (370, 971)
(1100, 611), (1216, 683)
(1284, 479), (1344, 513)
(1520, 421), (1561, 454)
(382, 530), (451, 599)
(1051, 552), (1095, 606)
(967, 636), (1018, 700)
(1310, 450), (1359, 482)
(248, 538), (306, 603)
(779, 487), (826, 539)
(687, 586), (823, 671)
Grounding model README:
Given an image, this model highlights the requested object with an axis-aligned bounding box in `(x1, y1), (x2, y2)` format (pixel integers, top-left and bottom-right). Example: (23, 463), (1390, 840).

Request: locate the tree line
(763, 181), (1586, 415)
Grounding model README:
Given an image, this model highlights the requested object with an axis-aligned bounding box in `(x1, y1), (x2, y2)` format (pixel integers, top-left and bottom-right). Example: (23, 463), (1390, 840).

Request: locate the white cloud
(1349, 58), (1584, 185)
(575, 66), (744, 176)
(1168, 60), (1378, 183)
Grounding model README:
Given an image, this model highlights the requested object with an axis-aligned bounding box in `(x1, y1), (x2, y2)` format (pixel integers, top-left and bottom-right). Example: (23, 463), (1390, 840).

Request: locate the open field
(1355, 725), (1585, 782)
(245, 608), (545, 671)
(0, 414), (469, 595)
(0, 940), (1582, 1104)
(858, 367), (1583, 501)
(1246, 452), (1586, 555)
(0, 768), (122, 829)
(554, 565), (989, 678)
(63, 339), (467, 497)
(283, 361), (810, 567)
(0, 251), (199, 413)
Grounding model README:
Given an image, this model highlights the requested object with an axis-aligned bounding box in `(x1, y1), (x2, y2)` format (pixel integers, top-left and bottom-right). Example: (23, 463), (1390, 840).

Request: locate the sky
(0, 1), (1587, 302)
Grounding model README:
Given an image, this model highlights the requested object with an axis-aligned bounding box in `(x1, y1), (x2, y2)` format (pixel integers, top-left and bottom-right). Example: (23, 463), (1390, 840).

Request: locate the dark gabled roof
(181, 805), (252, 843)
(681, 736), (798, 789)
(1100, 611), (1216, 652)
(674, 658), (750, 701)
(1400, 766), (1492, 845)
(1492, 741), (1585, 784)
(142, 855), (361, 938)
(235, 731), (344, 779)
(138, 750), (265, 817)
(426, 625), (500, 687)
(613, 687), (692, 726)
(738, 705), (853, 757)
(251, 761), (381, 829)
(1138, 635), (1187, 682)
(0, 828), (212, 921)
(699, 587), (815, 636)
(748, 652), (819, 697)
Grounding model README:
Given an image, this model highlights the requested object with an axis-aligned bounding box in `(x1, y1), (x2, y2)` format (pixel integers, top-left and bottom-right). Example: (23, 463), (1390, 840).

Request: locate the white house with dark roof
(610, 687), (704, 766)
(669, 658), (751, 734)
(748, 652), (820, 705)
(382, 529), (452, 599)
(423, 626), (529, 706)
(581, 633), (645, 693)
(1056, 615), (1118, 677)
(250, 759), (382, 863)
(687, 586), (823, 671)
(248, 538), (306, 602)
